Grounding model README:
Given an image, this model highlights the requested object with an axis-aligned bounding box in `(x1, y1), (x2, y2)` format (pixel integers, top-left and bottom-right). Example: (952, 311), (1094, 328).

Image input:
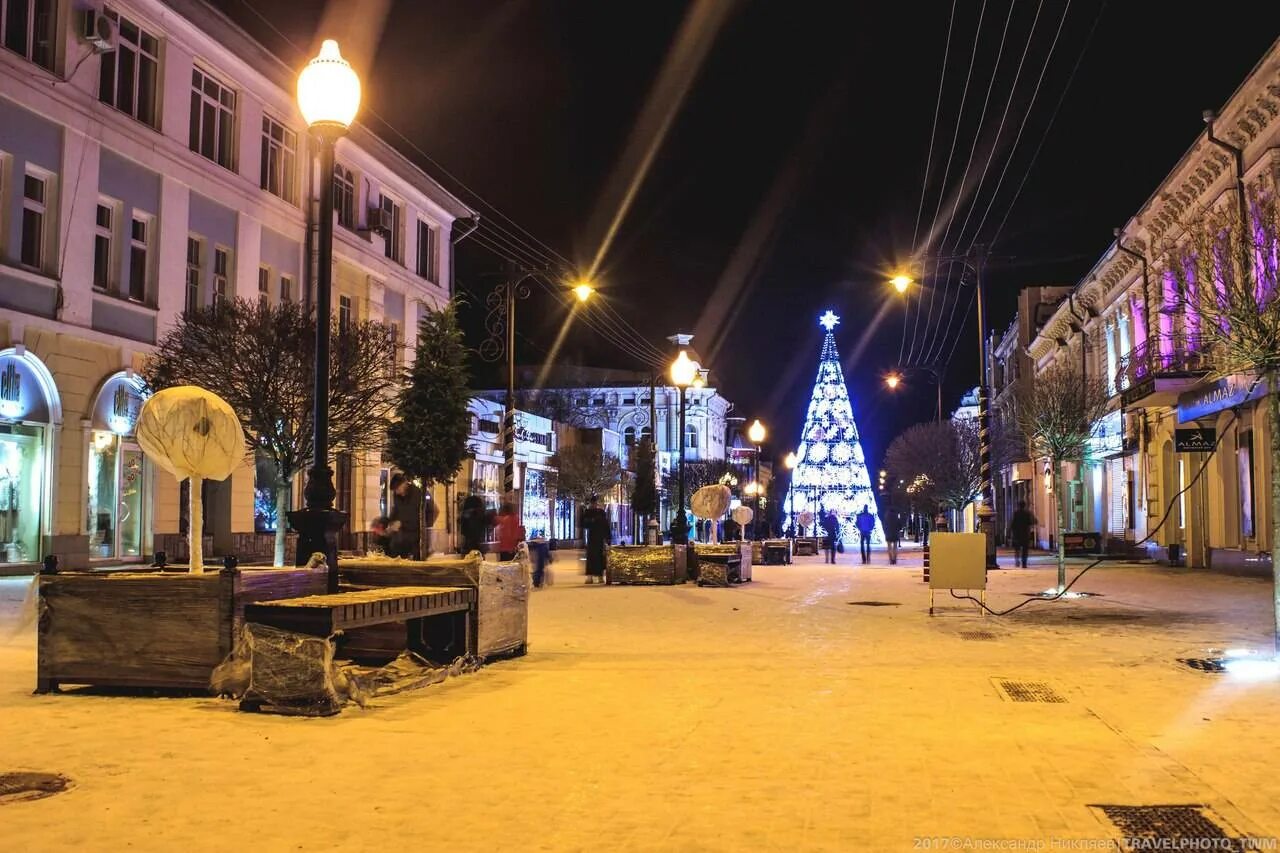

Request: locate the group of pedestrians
(817, 503), (909, 565)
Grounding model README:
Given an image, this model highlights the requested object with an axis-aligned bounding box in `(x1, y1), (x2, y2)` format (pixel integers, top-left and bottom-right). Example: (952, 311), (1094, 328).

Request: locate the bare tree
(550, 445), (624, 506)
(145, 299), (398, 565)
(883, 419), (982, 517)
(1014, 361), (1111, 591)
(1161, 186), (1280, 646)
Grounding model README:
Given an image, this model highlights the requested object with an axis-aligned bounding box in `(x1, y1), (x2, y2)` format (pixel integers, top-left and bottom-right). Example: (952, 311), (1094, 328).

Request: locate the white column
(155, 177), (190, 339)
(57, 131), (101, 327)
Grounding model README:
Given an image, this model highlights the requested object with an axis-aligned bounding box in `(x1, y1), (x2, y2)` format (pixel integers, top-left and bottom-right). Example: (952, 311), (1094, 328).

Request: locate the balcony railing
(1115, 339), (1206, 392)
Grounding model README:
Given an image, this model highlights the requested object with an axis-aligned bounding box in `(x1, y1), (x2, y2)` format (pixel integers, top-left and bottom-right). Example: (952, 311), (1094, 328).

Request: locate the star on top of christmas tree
(818, 310), (841, 331)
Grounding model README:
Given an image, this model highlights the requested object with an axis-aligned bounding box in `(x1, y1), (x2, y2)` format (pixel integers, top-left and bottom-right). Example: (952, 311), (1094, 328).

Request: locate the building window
(624, 426), (636, 447)
(280, 275), (292, 303)
(380, 194), (404, 264)
(20, 172), (47, 270)
(640, 426), (653, 446)
(128, 215), (149, 301)
(93, 202), (115, 291)
(388, 322), (399, 372)
(338, 294), (352, 330)
(189, 67), (236, 169)
(257, 266), (270, 307)
(2, 0), (55, 70)
(99, 9), (160, 128)
(260, 114), (296, 203)
(185, 237), (201, 315)
(685, 425), (697, 450)
(333, 164), (355, 229)
(212, 247), (229, 308)
(416, 220), (437, 280)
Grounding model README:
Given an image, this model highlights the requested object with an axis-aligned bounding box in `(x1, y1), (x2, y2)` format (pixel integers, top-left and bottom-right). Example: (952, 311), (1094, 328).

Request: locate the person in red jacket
(495, 502), (525, 561)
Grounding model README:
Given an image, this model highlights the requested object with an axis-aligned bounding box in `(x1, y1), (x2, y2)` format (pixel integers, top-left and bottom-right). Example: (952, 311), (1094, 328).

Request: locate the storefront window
(0, 424), (44, 564)
(523, 468), (550, 539)
(86, 373), (147, 560)
(87, 431), (145, 559)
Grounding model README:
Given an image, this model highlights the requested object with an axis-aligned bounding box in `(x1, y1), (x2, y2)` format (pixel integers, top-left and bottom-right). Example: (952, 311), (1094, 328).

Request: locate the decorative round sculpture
(732, 505), (754, 526)
(136, 386), (245, 573)
(691, 484), (731, 519)
(798, 510), (814, 528)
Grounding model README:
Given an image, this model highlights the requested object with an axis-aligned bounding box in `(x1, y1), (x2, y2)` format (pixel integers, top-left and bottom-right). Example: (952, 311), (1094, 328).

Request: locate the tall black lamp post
(669, 350), (699, 544)
(290, 40), (361, 591)
(747, 419), (766, 539)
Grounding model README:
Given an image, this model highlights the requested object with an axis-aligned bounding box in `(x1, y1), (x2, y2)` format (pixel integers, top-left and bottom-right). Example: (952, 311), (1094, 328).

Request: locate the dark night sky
(219, 0), (1280, 469)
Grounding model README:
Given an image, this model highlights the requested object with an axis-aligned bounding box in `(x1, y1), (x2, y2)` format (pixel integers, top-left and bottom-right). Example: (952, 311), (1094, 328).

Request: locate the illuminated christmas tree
(785, 311), (884, 544)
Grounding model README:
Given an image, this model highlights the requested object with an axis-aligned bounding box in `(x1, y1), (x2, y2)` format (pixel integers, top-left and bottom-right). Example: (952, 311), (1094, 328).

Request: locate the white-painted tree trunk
(189, 475), (204, 574)
(274, 488), (289, 567)
(1053, 462), (1066, 592)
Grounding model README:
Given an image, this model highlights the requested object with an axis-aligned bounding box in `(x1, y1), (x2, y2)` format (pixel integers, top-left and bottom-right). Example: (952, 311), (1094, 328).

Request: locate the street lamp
(747, 419), (766, 540)
(890, 274), (913, 295)
(573, 281), (594, 302)
(292, 39), (361, 589)
(884, 372), (901, 390)
(670, 350), (699, 544)
(784, 451), (797, 537)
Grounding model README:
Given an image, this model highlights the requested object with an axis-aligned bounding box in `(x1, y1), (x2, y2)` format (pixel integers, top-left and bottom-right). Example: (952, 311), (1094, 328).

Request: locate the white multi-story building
(0, 0), (474, 572)
(1026, 38), (1280, 572)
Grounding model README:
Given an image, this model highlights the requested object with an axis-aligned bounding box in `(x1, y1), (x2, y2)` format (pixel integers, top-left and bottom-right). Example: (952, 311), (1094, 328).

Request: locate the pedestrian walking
(820, 510), (839, 564)
(1010, 500), (1037, 568)
(581, 495), (610, 583)
(495, 501), (524, 562)
(920, 513), (931, 547)
(882, 505), (903, 565)
(855, 504), (876, 564)
(459, 493), (490, 556)
(387, 473), (422, 559)
(529, 533), (551, 588)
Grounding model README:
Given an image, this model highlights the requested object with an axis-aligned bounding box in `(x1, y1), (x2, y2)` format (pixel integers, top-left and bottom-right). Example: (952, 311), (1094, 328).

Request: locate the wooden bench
(244, 586), (476, 664)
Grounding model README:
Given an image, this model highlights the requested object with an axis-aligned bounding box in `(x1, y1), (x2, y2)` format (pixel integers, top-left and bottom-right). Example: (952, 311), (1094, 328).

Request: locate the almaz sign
(1176, 374), (1268, 424)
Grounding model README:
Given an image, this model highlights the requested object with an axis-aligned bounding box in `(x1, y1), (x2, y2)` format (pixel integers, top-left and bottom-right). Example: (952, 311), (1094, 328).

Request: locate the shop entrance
(0, 347), (60, 568)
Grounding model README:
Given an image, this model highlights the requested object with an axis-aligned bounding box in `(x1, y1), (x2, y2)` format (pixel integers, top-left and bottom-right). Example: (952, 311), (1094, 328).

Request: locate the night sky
(220, 0), (1280, 469)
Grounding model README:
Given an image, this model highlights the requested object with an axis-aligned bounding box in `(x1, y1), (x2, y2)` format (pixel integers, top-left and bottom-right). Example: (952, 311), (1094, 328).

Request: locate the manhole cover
(1091, 804), (1241, 851)
(0, 772), (72, 805)
(993, 679), (1066, 703)
(959, 631), (997, 640)
(1178, 658), (1227, 674)
(846, 601), (900, 607)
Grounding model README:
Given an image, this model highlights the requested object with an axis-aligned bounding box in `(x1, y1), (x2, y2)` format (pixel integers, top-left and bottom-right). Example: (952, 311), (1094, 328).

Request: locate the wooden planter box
(36, 566), (328, 693)
(339, 555), (526, 661)
(690, 543), (753, 584)
(794, 537), (821, 556)
(606, 545), (688, 585)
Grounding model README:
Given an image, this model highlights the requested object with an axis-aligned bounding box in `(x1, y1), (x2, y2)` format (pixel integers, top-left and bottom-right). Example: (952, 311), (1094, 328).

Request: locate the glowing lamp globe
(670, 350), (698, 387)
(890, 274), (913, 294)
(784, 451), (797, 470)
(747, 418), (766, 444)
(573, 282), (594, 302)
(885, 373), (901, 389)
(297, 40), (361, 131)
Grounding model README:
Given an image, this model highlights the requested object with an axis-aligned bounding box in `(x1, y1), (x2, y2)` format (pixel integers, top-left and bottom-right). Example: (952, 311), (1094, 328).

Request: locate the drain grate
(1178, 658), (1227, 674)
(0, 772), (72, 805)
(960, 631), (998, 640)
(846, 601), (901, 607)
(994, 679), (1066, 703)
(1091, 804), (1241, 851)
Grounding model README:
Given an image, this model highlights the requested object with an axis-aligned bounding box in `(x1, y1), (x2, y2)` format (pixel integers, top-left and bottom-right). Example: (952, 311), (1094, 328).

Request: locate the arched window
(685, 424), (698, 449)
(624, 426), (636, 446)
(640, 426), (653, 446)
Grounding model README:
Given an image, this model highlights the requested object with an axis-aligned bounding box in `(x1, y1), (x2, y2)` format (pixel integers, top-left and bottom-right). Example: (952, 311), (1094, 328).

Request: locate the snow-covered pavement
(3, 551), (1280, 851)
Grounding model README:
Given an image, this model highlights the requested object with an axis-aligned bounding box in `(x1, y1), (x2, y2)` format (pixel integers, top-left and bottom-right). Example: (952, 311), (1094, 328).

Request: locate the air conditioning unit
(80, 4), (118, 53)
(365, 207), (392, 237)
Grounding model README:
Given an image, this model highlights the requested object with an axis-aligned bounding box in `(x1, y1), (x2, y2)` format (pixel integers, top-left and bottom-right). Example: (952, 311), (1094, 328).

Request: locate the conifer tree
(387, 300), (472, 556)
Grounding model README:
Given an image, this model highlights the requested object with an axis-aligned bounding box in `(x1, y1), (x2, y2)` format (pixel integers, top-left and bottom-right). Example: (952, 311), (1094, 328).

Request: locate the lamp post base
(977, 505), (999, 569)
(289, 508), (348, 593)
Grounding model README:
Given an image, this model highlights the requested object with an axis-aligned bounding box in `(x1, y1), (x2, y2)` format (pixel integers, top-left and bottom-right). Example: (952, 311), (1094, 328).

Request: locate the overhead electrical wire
(988, 0), (1104, 248)
(910, 0), (990, 368)
(947, 0), (1047, 256)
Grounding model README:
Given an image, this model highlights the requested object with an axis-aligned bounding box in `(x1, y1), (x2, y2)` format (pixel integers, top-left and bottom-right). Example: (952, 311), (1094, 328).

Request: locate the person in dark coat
(855, 504), (876, 564)
(459, 494), (489, 556)
(820, 510), (840, 564)
(581, 496), (610, 584)
(882, 505), (903, 565)
(723, 517), (741, 541)
(387, 474), (422, 560)
(1010, 500), (1037, 568)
